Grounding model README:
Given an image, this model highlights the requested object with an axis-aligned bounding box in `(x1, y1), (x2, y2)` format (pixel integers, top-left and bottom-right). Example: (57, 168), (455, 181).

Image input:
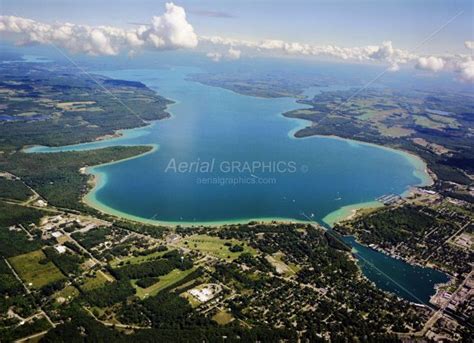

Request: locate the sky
(1, 0), (473, 81)
(2, 0), (472, 51)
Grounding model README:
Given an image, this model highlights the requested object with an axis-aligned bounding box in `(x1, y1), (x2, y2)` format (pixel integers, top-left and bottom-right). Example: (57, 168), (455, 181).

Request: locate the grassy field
(9, 250), (65, 289)
(273, 252), (300, 275)
(134, 267), (197, 299)
(55, 285), (80, 302)
(79, 270), (112, 291)
(176, 234), (256, 261)
(212, 310), (234, 325)
(181, 291), (201, 308)
(109, 249), (171, 268)
(413, 115), (446, 130)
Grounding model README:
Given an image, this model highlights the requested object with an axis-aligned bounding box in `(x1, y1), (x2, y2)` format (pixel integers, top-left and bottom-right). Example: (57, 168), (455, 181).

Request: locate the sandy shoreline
(292, 133), (434, 187)
(83, 183), (308, 228)
(321, 201), (384, 227)
(80, 132), (433, 229)
(94, 131), (123, 142)
(25, 74), (434, 229)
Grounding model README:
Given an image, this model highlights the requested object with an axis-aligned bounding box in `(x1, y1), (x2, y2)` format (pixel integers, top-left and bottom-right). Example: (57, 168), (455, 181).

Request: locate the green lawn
(271, 252), (300, 276)
(134, 267), (196, 299)
(109, 249), (171, 268)
(176, 234), (256, 261)
(55, 285), (80, 302)
(9, 250), (65, 289)
(79, 270), (112, 291)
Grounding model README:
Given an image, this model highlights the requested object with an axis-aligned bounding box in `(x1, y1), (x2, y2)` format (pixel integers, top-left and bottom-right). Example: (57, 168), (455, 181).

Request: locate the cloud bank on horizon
(0, 3), (198, 56)
(0, 3), (472, 82)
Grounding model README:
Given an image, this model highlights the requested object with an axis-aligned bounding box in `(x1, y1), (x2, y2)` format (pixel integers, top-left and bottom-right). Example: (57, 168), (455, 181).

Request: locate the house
(55, 245), (67, 254)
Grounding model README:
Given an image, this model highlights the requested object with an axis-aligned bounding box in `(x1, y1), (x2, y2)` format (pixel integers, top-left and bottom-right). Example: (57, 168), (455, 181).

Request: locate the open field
(55, 285), (80, 302)
(176, 234), (256, 261)
(9, 249), (65, 289)
(109, 249), (171, 268)
(267, 251), (300, 276)
(212, 310), (234, 325)
(134, 267), (197, 298)
(79, 270), (112, 291)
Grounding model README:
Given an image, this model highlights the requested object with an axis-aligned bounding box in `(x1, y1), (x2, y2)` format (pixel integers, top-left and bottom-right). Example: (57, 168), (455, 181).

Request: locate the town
(1, 174), (472, 341)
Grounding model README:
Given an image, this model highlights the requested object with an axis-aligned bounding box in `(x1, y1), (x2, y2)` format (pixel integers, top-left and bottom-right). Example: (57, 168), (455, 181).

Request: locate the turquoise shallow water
(28, 66), (448, 303)
(29, 67), (429, 223)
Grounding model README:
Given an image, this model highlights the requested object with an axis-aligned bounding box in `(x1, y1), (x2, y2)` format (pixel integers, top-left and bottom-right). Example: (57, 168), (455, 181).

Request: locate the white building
(55, 245), (67, 254)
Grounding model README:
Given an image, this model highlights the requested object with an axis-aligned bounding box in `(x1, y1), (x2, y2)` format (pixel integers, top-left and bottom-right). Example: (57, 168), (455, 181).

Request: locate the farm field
(176, 234), (256, 261)
(9, 249), (65, 289)
(134, 267), (197, 299)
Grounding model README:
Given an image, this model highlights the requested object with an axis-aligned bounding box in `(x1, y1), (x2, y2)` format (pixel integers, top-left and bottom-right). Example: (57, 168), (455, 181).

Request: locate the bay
(28, 66), (448, 304)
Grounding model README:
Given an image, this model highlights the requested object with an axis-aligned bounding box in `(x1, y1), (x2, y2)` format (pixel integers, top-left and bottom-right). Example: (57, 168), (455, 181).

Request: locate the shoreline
(81, 127), (427, 228)
(25, 69), (433, 229)
(85, 115), (431, 229)
(94, 131), (123, 142)
(79, 120), (433, 229)
(322, 201), (383, 227)
(22, 124), (154, 153)
(290, 133), (434, 188)
(15, 63), (454, 309)
(84, 184), (309, 227)
(82, 143), (159, 209)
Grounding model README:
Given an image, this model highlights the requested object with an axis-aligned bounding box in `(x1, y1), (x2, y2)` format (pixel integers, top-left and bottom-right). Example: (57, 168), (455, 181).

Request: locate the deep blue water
(28, 66), (449, 304)
(29, 67), (426, 223)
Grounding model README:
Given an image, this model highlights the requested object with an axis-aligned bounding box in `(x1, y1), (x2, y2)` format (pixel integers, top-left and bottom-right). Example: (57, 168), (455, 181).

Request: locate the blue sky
(2, 0), (472, 54)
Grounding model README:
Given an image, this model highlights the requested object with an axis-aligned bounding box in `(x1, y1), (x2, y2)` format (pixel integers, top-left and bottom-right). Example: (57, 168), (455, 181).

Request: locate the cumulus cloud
(200, 36), (416, 71)
(206, 47), (241, 62)
(413, 53), (473, 82)
(227, 47), (241, 60)
(453, 58), (474, 82)
(200, 35), (474, 82)
(465, 40), (474, 50)
(1, 5), (472, 82)
(0, 2), (197, 55)
(416, 56), (445, 72)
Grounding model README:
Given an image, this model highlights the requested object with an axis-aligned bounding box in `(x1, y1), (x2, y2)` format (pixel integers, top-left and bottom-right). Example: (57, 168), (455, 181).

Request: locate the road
(14, 330), (49, 343)
(4, 258), (57, 335)
(398, 269), (473, 338)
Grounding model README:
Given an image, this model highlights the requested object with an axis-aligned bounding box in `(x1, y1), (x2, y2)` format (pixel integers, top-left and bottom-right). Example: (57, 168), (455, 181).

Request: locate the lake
(28, 66), (448, 304)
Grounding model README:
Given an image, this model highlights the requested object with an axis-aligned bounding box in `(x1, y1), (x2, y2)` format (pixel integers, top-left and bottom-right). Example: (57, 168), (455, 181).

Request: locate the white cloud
(206, 47), (241, 62)
(200, 36), (416, 71)
(227, 47), (241, 60)
(413, 54), (474, 82)
(454, 58), (474, 82)
(465, 40), (474, 50)
(0, 2), (197, 56)
(146, 3), (198, 49)
(200, 35), (474, 82)
(368, 40), (394, 60)
(416, 56), (445, 72)
(0, 6), (472, 82)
